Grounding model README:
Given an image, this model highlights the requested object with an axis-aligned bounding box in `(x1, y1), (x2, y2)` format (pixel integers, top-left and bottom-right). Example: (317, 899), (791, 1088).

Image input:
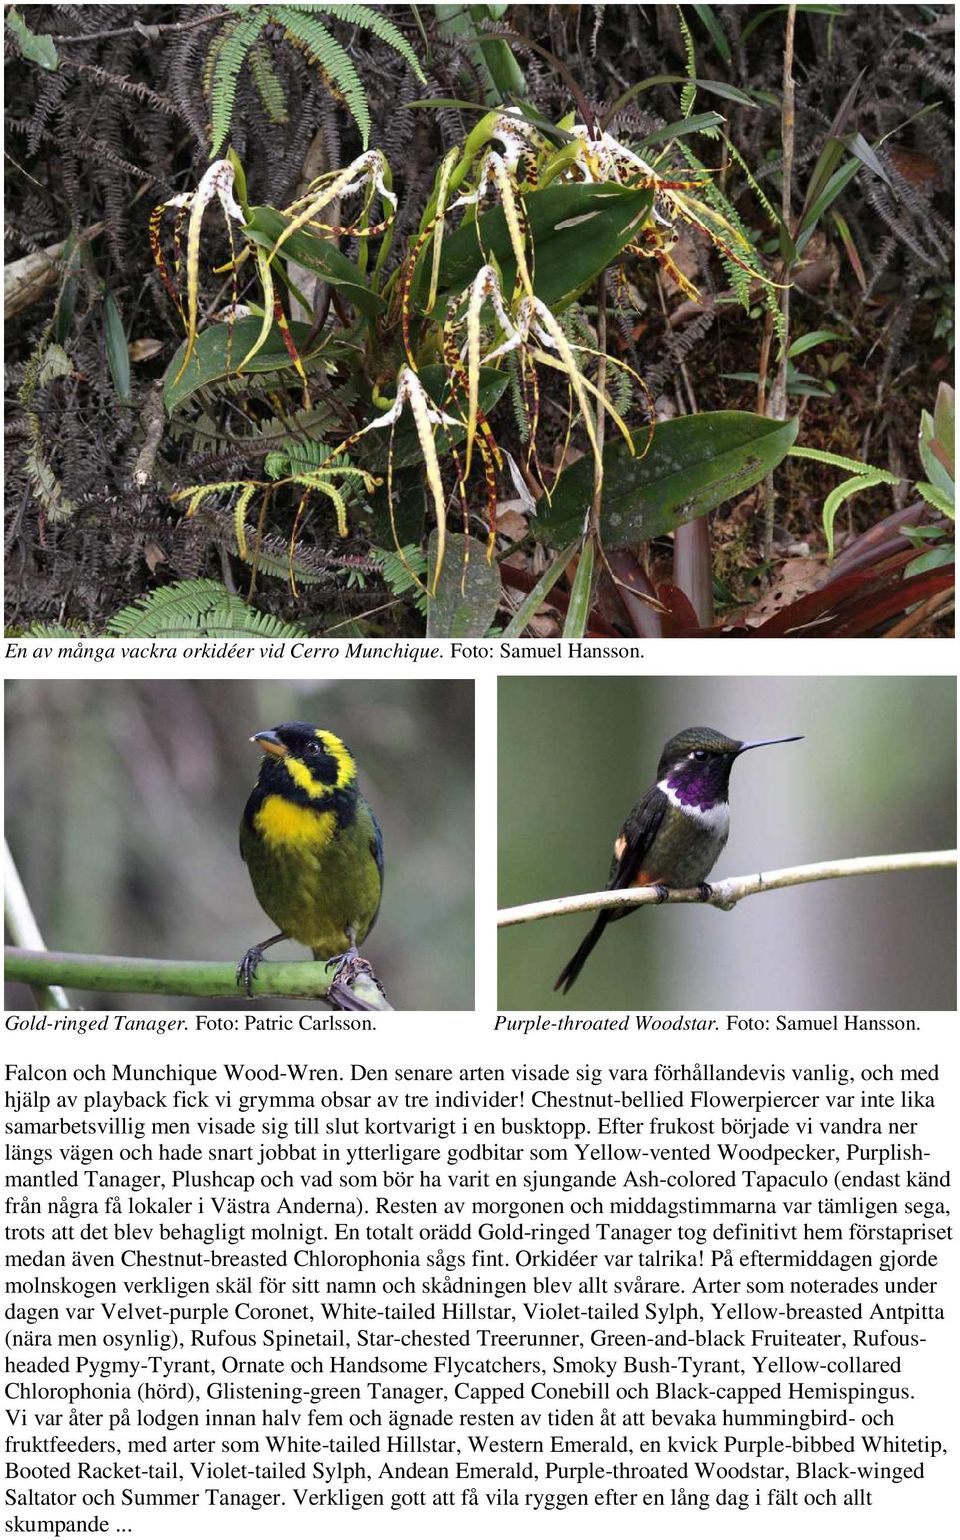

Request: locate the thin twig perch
(4, 950), (392, 1011)
(498, 850), (956, 928)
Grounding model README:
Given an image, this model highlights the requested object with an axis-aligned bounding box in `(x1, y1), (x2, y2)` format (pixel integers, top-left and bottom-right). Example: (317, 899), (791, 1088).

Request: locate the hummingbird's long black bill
(736, 735), (803, 754)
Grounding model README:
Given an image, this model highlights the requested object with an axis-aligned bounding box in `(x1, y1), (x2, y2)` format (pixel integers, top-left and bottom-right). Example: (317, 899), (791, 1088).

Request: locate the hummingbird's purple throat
(666, 765), (726, 812)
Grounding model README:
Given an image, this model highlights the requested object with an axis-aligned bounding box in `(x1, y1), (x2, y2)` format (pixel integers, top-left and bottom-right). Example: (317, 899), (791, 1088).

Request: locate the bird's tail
(554, 912), (609, 995)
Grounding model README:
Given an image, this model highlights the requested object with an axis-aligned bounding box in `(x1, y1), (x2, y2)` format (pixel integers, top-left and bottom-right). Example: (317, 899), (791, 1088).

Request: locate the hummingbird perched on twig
(554, 726), (802, 995)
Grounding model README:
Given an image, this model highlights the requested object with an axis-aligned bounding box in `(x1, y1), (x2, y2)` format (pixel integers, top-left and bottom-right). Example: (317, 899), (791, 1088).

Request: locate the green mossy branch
(5, 949), (392, 1011)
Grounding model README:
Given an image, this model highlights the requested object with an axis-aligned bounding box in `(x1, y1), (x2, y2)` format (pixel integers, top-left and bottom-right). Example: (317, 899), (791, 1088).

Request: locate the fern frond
(371, 543), (429, 616)
(208, 9), (270, 157)
(677, 6), (697, 118)
(311, 4), (426, 83)
(271, 6), (370, 147)
(247, 41), (289, 125)
(105, 579), (308, 638)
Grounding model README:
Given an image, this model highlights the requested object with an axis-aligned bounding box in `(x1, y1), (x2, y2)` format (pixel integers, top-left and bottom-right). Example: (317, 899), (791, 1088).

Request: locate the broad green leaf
(6, 7), (58, 69)
(426, 531), (500, 636)
(904, 544), (955, 579)
(244, 207), (384, 319)
(163, 317), (322, 411)
(429, 181), (654, 315)
(531, 412), (798, 546)
(933, 382), (955, 476)
(919, 403), (955, 501)
(103, 294), (131, 405)
(787, 329), (845, 358)
(360, 365), (510, 470)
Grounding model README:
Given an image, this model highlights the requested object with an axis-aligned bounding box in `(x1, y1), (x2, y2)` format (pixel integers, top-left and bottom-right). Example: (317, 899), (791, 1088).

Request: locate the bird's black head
(657, 726), (802, 810)
(250, 722), (357, 802)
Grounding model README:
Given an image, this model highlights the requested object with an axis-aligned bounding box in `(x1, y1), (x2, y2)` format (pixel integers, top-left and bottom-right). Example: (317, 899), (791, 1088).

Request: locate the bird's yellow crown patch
(285, 731), (357, 798)
(254, 795), (336, 849)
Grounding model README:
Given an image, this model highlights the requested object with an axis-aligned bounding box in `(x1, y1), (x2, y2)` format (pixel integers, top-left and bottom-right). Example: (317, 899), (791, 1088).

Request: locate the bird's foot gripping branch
(3, 949), (393, 1013)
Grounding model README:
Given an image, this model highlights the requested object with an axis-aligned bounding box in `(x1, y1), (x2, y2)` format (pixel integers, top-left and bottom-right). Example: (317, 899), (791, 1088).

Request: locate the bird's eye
(690, 749), (708, 761)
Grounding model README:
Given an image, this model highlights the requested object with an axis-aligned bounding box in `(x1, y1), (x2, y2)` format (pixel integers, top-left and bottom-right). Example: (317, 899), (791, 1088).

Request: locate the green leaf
(904, 544), (955, 579)
(162, 316), (322, 411)
(822, 471), (885, 560)
(360, 365), (510, 471)
(244, 207), (384, 319)
(106, 580), (308, 638)
(915, 480), (955, 520)
(562, 536), (595, 637)
(531, 412), (799, 546)
(789, 444), (900, 480)
(103, 294), (131, 405)
(840, 130), (894, 189)
(426, 532), (500, 636)
(636, 111), (726, 150)
(209, 10), (270, 157)
(429, 181), (654, 315)
(271, 7), (370, 147)
(501, 540), (578, 636)
(6, 7), (58, 69)
(787, 329), (845, 359)
(933, 382), (955, 476)
(692, 5), (732, 64)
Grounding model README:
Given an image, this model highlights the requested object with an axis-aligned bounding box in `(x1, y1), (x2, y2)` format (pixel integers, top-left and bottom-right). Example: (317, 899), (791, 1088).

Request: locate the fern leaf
(677, 6), (697, 118)
(208, 9), (270, 157)
(105, 579), (307, 638)
(310, 4), (426, 82)
(247, 41), (289, 125)
(271, 6), (371, 148)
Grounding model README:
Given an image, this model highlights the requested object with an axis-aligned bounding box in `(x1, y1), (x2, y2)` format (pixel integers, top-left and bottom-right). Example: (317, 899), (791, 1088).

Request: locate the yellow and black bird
(237, 722), (383, 996)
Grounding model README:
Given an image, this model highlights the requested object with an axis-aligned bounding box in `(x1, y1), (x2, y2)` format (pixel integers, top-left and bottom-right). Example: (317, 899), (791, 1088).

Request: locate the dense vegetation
(5, 4), (955, 637)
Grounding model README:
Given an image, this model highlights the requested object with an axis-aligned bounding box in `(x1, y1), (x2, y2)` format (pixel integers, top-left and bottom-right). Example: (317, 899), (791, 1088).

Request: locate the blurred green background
(6, 678), (474, 1010)
(499, 676), (956, 1010)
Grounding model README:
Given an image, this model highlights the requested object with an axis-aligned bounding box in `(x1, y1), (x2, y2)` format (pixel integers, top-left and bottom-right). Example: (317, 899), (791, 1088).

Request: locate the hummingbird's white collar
(657, 779), (730, 835)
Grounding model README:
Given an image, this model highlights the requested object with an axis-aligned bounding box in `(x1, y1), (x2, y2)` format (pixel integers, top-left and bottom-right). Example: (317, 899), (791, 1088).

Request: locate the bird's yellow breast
(253, 794), (336, 850)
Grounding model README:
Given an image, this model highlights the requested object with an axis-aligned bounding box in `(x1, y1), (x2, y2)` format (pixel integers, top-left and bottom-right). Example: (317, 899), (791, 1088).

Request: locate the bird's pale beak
(736, 735), (803, 754)
(251, 729), (288, 758)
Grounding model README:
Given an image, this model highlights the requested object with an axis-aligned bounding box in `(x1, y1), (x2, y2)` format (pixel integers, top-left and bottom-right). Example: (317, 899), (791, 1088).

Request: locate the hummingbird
(554, 726), (802, 995)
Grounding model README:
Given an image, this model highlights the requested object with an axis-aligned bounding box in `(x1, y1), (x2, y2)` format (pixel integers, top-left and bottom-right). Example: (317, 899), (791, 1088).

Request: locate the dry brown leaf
(739, 557), (826, 627)
(128, 338), (164, 363)
(143, 539), (168, 574)
(495, 506), (529, 541)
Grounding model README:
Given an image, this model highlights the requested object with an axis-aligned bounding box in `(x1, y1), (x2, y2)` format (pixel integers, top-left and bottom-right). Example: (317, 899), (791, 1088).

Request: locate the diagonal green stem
(4, 841), (70, 1010)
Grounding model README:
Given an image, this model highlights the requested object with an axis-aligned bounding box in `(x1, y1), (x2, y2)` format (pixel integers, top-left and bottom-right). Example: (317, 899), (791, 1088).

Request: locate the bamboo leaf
(532, 412), (799, 546)
(562, 536), (595, 637)
(103, 293), (131, 405)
